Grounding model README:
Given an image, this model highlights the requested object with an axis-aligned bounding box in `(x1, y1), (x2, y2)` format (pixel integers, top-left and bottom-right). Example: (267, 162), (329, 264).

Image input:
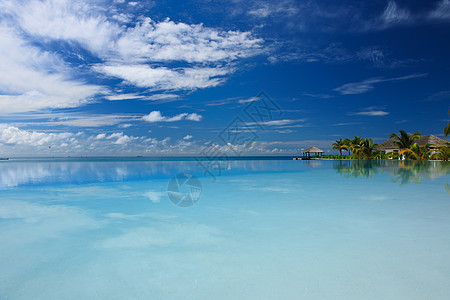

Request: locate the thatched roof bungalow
(302, 146), (324, 159)
(377, 134), (449, 153)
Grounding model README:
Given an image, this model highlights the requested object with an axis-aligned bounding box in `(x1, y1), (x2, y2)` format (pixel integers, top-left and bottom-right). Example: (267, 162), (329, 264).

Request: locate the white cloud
(302, 93), (334, 99)
(94, 64), (230, 91)
(350, 107), (390, 117)
(247, 1), (299, 19)
(145, 94), (180, 101)
(238, 118), (307, 129)
(50, 115), (138, 127)
(96, 17), (261, 91)
(333, 122), (363, 126)
(246, 119), (300, 126)
(185, 113), (202, 121)
(0, 25), (104, 113)
(381, 1), (411, 25)
(248, 6), (272, 18)
(0, 0), (120, 56)
(357, 47), (386, 67)
(115, 134), (132, 145)
(114, 18), (263, 63)
(105, 94), (145, 101)
(1, 113), (139, 128)
(0, 126), (149, 154)
(238, 97), (260, 104)
(428, 0), (450, 20)
(353, 110), (389, 117)
(425, 90), (450, 102)
(334, 79), (379, 95)
(105, 93), (180, 102)
(359, 0), (450, 31)
(142, 111), (165, 122)
(142, 111), (202, 123)
(264, 119), (298, 126)
(0, 125), (73, 146)
(334, 74), (427, 95)
(0, 0), (264, 112)
(0, 124), (312, 156)
(105, 132), (134, 145)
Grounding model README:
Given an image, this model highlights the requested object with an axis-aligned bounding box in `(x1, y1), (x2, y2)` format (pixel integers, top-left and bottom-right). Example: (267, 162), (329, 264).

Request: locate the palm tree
(391, 161), (427, 184)
(445, 106), (450, 137)
(398, 143), (432, 161)
(359, 139), (378, 160)
(351, 136), (363, 146)
(332, 139), (347, 156)
(347, 136), (363, 158)
(333, 160), (381, 178)
(431, 145), (450, 161)
(343, 138), (352, 155)
(389, 130), (421, 149)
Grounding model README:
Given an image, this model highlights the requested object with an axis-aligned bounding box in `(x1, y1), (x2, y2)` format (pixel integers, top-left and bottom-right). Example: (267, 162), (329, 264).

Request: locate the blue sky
(0, 0), (449, 156)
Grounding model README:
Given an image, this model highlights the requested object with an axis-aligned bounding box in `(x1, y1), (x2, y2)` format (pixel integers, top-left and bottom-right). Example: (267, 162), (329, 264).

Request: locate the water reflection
(0, 159), (311, 189)
(0, 161), (195, 189)
(334, 160), (450, 192)
(333, 160), (381, 178)
(389, 161), (438, 185)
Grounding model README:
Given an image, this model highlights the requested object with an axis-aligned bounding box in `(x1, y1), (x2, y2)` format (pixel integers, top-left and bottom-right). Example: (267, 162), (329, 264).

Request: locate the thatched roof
(416, 135), (449, 146)
(302, 146), (324, 153)
(377, 134), (449, 150)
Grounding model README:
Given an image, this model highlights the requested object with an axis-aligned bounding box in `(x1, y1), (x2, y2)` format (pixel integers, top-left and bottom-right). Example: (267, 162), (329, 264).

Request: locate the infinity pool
(0, 159), (449, 299)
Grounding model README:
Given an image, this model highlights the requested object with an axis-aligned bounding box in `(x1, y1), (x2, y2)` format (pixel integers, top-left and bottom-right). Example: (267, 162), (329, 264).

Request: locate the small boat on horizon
(0, 158), (9, 160)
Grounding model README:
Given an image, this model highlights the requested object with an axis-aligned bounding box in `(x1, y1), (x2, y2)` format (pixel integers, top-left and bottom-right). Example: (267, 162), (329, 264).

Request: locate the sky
(0, 0), (449, 156)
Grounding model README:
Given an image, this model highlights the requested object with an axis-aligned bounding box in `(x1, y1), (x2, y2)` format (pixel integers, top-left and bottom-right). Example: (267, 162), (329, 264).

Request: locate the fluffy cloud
(0, 126), (148, 155)
(95, 64), (230, 90)
(0, 125), (304, 156)
(142, 111), (202, 123)
(0, 25), (104, 113)
(0, 0), (263, 113)
(0, 0), (120, 55)
(114, 18), (263, 63)
(0, 125), (73, 146)
(105, 132), (135, 145)
(185, 113), (202, 121)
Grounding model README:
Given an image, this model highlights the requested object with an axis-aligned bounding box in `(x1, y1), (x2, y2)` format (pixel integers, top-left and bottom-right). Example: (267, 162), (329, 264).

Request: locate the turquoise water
(0, 159), (449, 299)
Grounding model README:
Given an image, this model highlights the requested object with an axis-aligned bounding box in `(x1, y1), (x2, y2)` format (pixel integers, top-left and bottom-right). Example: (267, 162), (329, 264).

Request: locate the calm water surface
(0, 159), (449, 299)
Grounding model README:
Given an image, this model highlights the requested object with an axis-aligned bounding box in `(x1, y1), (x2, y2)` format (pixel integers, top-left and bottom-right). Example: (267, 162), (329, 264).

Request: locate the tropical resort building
(301, 146), (324, 160)
(377, 134), (449, 154)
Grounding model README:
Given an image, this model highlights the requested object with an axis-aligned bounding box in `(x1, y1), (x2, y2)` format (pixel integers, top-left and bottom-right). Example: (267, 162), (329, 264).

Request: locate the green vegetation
(398, 143), (432, 161)
(333, 160), (450, 185)
(331, 138), (347, 156)
(389, 130), (421, 149)
(326, 128), (449, 161)
(431, 145), (450, 161)
(323, 136), (381, 160)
